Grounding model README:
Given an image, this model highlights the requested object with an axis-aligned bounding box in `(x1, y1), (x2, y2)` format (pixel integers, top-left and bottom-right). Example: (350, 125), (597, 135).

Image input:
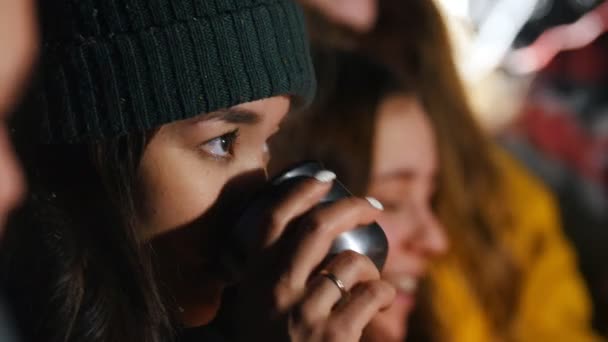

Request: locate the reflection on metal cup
(272, 161), (388, 271)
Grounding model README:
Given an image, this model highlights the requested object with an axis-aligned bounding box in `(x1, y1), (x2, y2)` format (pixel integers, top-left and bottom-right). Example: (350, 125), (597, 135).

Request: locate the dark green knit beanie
(36, 0), (316, 143)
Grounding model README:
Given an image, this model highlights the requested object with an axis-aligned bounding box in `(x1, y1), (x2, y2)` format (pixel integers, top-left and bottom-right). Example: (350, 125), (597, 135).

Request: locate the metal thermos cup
(272, 161), (388, 271)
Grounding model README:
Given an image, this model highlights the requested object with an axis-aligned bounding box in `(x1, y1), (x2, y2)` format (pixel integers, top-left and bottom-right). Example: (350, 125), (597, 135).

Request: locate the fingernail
(366, 197), (384, 211)
(313, 170), (337, 183)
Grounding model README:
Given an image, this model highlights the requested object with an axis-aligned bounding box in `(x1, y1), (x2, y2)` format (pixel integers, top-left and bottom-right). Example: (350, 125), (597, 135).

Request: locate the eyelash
(199, 129), (240, 161)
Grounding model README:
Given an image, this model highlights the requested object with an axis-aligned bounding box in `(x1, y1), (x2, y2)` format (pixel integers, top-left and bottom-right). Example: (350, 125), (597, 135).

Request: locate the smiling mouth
(398, 276), (418, 293)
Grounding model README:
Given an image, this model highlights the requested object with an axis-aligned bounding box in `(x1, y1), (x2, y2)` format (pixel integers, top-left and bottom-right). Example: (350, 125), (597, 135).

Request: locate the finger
(294, 251), (380, 326)
(277, 197), (383, 288)
(325, 280), (396, 341)
(239, 170), (336, 250)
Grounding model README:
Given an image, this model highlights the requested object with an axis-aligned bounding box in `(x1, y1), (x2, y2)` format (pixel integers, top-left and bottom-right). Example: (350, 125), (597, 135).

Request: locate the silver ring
(319, 270), (349, 299)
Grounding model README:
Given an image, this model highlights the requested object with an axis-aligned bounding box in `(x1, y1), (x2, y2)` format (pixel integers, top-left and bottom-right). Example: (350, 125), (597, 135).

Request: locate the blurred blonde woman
(278, 0), (602, 340)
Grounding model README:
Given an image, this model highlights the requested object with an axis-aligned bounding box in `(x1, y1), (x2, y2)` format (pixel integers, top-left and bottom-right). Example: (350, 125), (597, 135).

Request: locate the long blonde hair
(299, 0), (523, 337)
(359, 0), (522, 337)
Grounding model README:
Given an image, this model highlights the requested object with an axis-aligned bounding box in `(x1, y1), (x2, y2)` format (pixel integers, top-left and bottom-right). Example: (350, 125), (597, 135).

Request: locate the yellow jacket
(430, 151), (602, 341)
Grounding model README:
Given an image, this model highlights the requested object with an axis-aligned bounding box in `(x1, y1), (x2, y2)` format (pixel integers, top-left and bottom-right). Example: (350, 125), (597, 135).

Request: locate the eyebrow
(193, 108), (261, 125)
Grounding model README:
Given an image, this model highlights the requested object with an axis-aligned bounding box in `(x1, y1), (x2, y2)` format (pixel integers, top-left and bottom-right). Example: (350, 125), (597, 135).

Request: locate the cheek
(139, 155), (231, 327)
(377, 213), (409, 261)
(137, 150), (227, 239)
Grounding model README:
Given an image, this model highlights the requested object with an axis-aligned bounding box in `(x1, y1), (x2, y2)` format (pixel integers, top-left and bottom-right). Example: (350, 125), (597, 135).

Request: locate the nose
(0, 125), (25, 224)
(245, 142), (272, 181)
(420, 209), (448, 256)
(226, 144), (271, 200)
(262, 143), (271, 179)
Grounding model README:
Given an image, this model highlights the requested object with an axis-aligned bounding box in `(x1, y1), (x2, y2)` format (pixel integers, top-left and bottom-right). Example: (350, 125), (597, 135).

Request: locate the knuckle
(360, 281), (388, 299)
(273, 276), (298, 311)
(268, 209), (287, 231)
(297, 300), (321, 328)
(303, 214), (330, 236)
(272, 285), (288, 310)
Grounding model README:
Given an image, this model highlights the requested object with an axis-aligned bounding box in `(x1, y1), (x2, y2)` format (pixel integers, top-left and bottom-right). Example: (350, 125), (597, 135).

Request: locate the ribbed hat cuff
(40, 1), (315, 143)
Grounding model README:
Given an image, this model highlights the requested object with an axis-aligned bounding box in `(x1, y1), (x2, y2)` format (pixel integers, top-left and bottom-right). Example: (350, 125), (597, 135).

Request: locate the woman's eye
(200, 130), (239, 159)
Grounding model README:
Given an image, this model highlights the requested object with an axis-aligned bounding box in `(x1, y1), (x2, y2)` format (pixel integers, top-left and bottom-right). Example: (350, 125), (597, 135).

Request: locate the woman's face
(367, 94), (448, 340)
(136, 96), (290, 326)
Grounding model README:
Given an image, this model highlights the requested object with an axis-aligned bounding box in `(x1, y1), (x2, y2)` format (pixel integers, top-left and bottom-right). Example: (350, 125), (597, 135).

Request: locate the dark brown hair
(1, 117), (174, 342)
